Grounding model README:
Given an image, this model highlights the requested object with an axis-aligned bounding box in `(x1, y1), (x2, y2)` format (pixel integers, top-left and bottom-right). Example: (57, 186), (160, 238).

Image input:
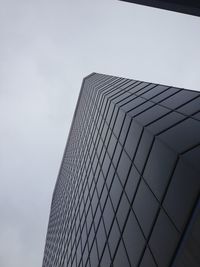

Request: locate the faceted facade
(42, 73), (200, 267)
(120, 0), (200, 17)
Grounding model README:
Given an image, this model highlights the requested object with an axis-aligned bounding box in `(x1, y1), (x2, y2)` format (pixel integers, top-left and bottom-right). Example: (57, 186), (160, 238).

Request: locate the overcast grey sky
(0, 0), (200, 266)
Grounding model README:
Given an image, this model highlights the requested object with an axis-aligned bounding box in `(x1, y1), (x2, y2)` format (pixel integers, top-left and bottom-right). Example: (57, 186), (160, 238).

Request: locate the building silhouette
(42, 73), (200, 267)
(120, 0), (200, 17)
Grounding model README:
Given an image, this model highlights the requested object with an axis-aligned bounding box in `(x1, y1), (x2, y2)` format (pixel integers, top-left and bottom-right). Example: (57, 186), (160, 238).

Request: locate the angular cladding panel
(120, 0), (200, 17)
(42, 73), (200, 267)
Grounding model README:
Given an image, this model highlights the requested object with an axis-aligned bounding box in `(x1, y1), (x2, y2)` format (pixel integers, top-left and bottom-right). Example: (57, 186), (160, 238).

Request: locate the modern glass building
(120, 0), (200, 17)
(42, 73), (200, 267)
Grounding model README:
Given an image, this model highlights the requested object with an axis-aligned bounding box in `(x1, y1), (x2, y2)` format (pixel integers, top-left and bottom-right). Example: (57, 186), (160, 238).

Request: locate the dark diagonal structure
(42, 73), (200, 267)
(120, 0), (200, 17)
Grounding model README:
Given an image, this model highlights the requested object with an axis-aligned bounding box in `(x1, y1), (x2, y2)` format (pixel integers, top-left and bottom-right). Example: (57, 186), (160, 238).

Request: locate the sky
(0, 0), (200, 266)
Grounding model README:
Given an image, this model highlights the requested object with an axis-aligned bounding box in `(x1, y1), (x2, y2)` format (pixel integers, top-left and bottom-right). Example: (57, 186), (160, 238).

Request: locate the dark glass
(124, 119), (143, 159)
(116, 193), (131, 231)
(43, 73), (200, 267)
(140, 247), (157, 267)
(96, 219), (107, 259)
(109, 175), (123, 210)
(108, 219), (121, 257)
(132, 180), (159, 237)
(120, 1), (200, 17)
(100, 245), (111, 267)
(159, 118), (200, 153)
(123, 211), (146, 266)
(134, 130), (154, 173)
(143, 139), (177, 200)
(117, 150), (131, 186)
(163, 159), (200, 232)
(160, 90), (199, 110)
(149, 209), (180, 267)
(177, 96), (200, 116)
(113, 240), (131, 267)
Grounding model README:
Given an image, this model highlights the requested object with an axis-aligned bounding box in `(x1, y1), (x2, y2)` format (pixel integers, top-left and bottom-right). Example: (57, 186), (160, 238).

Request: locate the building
(120, 0), (200, 17)
(42, 73), (200, 267)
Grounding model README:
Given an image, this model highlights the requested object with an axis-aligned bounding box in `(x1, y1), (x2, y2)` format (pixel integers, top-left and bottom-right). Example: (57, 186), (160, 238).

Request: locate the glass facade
(42, 73), (200, 267)
(120, 0), (200, 17)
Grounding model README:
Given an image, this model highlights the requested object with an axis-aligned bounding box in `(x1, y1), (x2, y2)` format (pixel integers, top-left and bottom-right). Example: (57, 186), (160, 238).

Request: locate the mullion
(78, 91), (125, 262)
(45, 74), (199, 267)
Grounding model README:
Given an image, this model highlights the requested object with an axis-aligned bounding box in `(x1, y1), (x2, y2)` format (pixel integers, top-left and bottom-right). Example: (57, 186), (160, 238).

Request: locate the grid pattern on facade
(42, 73), (200, 267)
